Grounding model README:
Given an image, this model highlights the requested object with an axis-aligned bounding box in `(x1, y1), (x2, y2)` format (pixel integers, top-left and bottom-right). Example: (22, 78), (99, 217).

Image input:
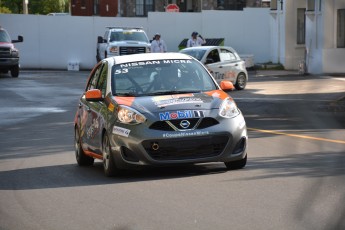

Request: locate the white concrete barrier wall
(0, 8), (271, 70)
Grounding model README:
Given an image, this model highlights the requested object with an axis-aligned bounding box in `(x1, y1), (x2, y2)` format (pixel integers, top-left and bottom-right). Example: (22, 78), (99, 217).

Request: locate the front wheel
(235, 73), (247, 90)
(102, 133), (119, 177)
(224, 154), (247, 170)
(11, 65), (19, 78)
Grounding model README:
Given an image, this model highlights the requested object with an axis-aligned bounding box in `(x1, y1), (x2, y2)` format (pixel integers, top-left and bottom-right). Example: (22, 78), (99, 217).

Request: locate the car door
(204, 48), (229, 83)
(205, 47), (239, 84)
(80, 62), (108, 155)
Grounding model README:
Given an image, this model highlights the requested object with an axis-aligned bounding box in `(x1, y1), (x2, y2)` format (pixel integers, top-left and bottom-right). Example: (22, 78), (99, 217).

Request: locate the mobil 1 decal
(159, 110), (204, 121)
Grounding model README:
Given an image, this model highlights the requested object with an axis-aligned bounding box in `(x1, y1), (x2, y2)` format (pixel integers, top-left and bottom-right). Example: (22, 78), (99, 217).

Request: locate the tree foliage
(0, 0), (69, 14)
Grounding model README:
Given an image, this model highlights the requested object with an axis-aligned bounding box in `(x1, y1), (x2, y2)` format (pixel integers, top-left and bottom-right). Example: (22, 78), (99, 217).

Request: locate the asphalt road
(0, 70), (344, 230)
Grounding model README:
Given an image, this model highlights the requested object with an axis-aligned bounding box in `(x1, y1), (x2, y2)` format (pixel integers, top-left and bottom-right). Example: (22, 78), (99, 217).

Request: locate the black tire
(235, 73), (247, 90)
(224, 154), (247, 170)
(75, 127), (94, 166)
(102, 133), (118, 177)
(10, 65), (19, 78)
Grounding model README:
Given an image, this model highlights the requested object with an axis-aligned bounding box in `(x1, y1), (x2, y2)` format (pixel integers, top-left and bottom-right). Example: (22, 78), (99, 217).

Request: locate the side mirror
(12, 35), (24, 43)
(97, 36), (104, 43)
(85, 89), (103, 101)
(220, 80), (235, 91)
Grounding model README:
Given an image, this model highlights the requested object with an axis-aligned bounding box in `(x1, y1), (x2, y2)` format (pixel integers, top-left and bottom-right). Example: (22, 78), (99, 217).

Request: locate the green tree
(0, 6), (12, 14)
(0, 0), (22, 14)
(29, 0), (68, 15)
(0, 0), (69, 15)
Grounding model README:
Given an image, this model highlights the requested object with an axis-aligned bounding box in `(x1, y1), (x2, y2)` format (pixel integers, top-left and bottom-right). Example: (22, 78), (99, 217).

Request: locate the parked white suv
(96, 27), (151, 62)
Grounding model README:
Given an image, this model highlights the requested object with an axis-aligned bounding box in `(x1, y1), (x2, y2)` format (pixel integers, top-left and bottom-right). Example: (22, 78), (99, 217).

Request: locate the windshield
(111, 59), (217, 96)
(109, 31), (149, 43)
(180, 49), (207, 61)
(0, 30), (11, 43)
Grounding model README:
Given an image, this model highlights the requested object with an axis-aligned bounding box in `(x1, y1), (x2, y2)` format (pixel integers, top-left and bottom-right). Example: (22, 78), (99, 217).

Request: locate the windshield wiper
(145, 90), (202, 96)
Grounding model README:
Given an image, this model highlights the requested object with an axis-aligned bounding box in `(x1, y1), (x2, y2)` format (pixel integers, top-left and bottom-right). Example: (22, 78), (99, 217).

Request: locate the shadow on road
(0, 162), (229, 191)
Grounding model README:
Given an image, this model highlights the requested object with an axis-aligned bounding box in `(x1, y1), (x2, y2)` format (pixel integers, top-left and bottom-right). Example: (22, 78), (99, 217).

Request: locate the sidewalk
(250, 69), (345, 78)
(252, 70), (301, 77)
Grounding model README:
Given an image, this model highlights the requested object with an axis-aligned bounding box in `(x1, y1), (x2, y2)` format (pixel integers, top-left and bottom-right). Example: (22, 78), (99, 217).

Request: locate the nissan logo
(180, 120), (190, 129)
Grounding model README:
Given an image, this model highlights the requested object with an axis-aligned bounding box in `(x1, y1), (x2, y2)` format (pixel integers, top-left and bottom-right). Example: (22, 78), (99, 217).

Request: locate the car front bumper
(109, 113), (247, 169)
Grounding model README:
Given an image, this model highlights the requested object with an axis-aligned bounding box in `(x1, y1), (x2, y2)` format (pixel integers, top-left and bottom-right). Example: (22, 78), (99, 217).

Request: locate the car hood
(109, 41), (150, 46)
(0, 42), (14, 48)
(113, 90), (230, 114)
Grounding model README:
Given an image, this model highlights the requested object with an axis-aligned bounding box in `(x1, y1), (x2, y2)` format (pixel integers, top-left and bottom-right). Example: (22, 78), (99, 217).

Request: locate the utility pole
(23, 0), (28, 14)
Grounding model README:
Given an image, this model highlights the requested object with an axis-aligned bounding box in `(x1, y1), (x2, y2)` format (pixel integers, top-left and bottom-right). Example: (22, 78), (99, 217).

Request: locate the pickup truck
(0, 27), (23, 78)
(96, 27), (151, 62)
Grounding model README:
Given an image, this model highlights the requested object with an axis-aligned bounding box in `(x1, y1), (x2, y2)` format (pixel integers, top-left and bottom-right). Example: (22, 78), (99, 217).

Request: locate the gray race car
(74, 52), (248, 176)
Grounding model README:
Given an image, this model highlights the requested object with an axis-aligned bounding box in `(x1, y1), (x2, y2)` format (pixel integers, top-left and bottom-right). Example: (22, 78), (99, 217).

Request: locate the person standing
(151, 33), (167, 53)
(187, 31), (206, 47)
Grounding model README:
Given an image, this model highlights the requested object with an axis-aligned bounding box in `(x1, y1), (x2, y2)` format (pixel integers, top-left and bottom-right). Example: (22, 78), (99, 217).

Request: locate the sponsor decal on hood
(113, 90), (228, 114)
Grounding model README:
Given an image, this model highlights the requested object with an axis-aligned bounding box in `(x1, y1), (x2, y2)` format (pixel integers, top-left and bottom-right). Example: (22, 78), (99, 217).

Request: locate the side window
(206, 49), (220, 63)
(103, 31), (109, 41)
(220, 49), (236, 61)
(86, 64), (103, 91)
(97, 62), (108, 98)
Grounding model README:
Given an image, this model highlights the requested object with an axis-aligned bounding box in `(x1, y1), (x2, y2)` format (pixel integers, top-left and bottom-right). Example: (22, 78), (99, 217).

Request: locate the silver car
(180, 46), (248, 90)
(74, 52), (248, 176)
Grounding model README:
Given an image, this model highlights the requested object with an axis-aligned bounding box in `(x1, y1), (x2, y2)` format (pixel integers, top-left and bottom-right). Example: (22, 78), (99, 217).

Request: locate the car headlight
(109, 46), (118, 53)
(10, 48), (19, 57)
(117, 105), (146, 124)
(219, 98), (240, 118)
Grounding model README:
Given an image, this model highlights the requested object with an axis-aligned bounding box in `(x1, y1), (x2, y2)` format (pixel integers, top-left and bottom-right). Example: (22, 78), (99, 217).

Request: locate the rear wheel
(235, 73), (247, 90)
(102, 133), (119, 177)
(10, 65), (19, 78)
(224, 154), (247, 170)
(75, 127), (94, 166)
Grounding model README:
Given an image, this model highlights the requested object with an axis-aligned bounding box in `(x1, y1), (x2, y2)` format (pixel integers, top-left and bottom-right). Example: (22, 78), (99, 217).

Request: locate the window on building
(81, 0), (86, 7)
(270, 0), (277, 10)
(297, 8), (306, 45)
(318, 0), (322, 11)
(136, 0), (154, 16)
(337, 9), (345, 48)
(307, 0), (315, 11)
(93, 0), (99, 15)
(217, 0), (245, 10)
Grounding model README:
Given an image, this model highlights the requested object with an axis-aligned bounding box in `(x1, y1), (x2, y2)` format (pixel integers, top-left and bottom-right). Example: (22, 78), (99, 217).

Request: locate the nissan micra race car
(74, 52), (247, 176)
(180, 46), (248, 90)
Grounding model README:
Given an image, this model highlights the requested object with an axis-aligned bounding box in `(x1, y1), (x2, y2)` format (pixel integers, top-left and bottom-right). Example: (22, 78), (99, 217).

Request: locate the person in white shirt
(187, 31), (206, 47)
(151, 33), (167, 53)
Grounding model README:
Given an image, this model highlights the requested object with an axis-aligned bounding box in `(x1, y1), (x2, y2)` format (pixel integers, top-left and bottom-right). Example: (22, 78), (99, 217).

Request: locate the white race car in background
(180, 46), (248, 90)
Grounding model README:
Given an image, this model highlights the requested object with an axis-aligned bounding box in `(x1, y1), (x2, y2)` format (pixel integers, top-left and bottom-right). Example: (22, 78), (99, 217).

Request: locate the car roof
(109, 52), (193, 65)
(106, 27), (144, 31)
(182, 46), (234, 51)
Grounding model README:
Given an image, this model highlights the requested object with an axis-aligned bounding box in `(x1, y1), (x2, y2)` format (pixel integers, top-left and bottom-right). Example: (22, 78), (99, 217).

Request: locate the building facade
(71, 0), (269, 17)
(270, 0), (345, 74)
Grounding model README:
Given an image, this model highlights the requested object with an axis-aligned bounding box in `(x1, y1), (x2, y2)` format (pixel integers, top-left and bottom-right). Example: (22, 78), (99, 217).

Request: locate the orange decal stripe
(84, 149), (103, 160)
(204, 90), (229, 100)
(114, 96), (135, 106)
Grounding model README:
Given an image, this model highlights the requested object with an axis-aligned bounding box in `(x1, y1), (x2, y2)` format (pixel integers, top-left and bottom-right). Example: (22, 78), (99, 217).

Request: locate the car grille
(0, 47), (11, 56)
(150, 118), (219, 131)
(142, 134), (230, 161)
(119, 47), (146, 55)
